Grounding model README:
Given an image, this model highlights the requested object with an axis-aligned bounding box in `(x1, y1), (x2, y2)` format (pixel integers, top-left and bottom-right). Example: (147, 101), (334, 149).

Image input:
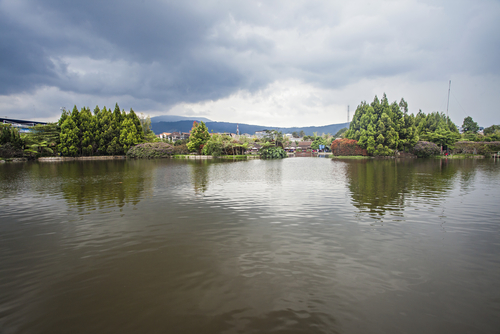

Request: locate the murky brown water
(1, 158), (499, 333)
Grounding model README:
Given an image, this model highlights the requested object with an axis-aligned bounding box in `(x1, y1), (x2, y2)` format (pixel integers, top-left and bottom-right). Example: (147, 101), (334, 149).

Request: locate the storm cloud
(1, 0), (499, 126)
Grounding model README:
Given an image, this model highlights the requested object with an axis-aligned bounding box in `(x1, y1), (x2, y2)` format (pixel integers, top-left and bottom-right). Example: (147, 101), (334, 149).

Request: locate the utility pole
(347, 105), (349, 123)
(446, 80), (451, 123)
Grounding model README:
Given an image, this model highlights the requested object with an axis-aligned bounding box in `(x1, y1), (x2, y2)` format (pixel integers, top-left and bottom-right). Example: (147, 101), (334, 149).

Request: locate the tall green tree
(462, 116), (479, 133)
(120, 111), (143, 152)
(187, 121), (210, 153)
(80, 107), (94, 155)
(59, 116), (79, 157)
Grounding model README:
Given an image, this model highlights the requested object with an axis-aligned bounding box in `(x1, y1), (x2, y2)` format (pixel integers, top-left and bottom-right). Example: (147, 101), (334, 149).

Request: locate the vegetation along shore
(1, 95), (499, 162)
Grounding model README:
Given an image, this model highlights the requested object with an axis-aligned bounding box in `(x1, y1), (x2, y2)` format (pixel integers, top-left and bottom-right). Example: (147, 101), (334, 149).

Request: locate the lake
(1, 158), (499, 333)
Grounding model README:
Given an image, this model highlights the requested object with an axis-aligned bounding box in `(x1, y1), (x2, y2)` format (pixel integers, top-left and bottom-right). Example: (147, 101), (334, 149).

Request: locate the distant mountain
(150, 115), (212, 123)
(151, 120), (350, 137)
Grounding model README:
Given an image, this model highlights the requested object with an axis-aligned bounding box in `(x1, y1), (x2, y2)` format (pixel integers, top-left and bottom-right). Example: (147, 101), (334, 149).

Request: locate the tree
(462, 116), (479, 133)
(483, 125), (500, 136)
(334, 127), (348, 138)
(139, 113), (156, 142)
(311, 136), (327, 150)
(187, 121), (210, 153)
(120, 115), (142, 152)
(292, 131), (299, 138)
(59, 117), (79, 156)
(299, 130), (305, 137)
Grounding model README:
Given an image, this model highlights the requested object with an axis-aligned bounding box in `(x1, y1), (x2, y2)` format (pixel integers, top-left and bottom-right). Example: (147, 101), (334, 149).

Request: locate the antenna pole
(446, 80), (451, 122)
(347, 105), (349, 123)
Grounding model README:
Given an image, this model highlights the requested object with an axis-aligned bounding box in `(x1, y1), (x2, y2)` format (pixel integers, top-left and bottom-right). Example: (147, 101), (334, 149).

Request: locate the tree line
(0, 103), (155, 158)
(344, 93), (499, 156)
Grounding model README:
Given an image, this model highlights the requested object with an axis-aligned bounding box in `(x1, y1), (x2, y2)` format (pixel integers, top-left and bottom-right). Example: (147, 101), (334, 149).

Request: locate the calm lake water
(1, 158), (499, 334)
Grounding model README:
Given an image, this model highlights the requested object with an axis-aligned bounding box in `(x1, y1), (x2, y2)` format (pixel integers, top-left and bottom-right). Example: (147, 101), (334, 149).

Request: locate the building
(1, 117), (47, 133)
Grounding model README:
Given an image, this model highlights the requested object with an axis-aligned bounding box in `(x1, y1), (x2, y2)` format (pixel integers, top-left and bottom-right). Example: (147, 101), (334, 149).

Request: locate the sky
(1, 0), (499, 127)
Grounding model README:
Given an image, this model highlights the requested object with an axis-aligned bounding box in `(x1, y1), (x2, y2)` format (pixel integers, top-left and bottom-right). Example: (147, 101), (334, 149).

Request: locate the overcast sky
(1, 0), (498, 127)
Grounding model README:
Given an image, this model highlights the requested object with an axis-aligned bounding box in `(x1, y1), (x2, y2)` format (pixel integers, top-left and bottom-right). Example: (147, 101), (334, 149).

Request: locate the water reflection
(344, 159), (461, 216)
(189, 159), (210, 194)
(57, 161), (155, 209)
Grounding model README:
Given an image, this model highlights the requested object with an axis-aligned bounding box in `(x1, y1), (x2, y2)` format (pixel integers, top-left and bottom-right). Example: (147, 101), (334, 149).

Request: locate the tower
(236, 123), (239, 136)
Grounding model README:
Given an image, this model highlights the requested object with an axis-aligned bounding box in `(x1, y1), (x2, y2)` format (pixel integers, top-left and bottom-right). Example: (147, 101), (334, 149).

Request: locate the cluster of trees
(343, 93), (498, 157)
(345, 94), (419, 155)
(414, 111), (461, 149)
(0, 123), (25, 157)
(0, 103), (155, 159)
(258, 130), (287, 159)
(57, 104), (146, 156)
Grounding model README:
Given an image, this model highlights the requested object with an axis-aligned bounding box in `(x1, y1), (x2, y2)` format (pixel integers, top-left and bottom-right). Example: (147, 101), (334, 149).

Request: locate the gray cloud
(0, 0), (499, 125)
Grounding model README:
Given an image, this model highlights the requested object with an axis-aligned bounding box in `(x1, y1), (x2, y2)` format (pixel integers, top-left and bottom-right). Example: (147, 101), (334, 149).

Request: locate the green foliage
(260, 146), (287, 159)
(138, 113), (157, 142)
(333, 127), (348, 138)
(187, 121), (210, 153)
(0, 124), (23, 149)
(452, 141), (500, 155)
(201, 133), (249, 156)
(126, 142), (174, 159)
(419, 128), (461, 149)
(59, 116), (79, 157)
(415, 111), (458, 134)
(57, 103), (144, 156)
(202, 135), (223, 156)
(462, 116), (479, 133)
(311, 136), (327, 150)
(345, 94), (418, 155)
(483, 125), (500, 136)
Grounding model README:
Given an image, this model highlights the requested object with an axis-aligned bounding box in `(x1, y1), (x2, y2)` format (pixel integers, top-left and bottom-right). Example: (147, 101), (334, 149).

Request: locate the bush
(260, 146), (287, 159)
(452, 141), (500, 155)
(330, 139), (368, 156)
(0, 143), (24, 158)
(412, 141), (440, 157)
(126, 142), (174, 159)
(173, 144), (189, 155)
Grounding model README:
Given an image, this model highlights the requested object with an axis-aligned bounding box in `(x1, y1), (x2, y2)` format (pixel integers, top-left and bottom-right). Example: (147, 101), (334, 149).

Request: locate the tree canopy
(345, 94), (419, 155)
(187, 121), (210, 153)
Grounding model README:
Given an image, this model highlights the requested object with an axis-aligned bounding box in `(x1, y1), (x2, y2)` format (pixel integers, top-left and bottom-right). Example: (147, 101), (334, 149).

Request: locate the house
(297, 141), (312, 151)
(157, 132), (172, 140)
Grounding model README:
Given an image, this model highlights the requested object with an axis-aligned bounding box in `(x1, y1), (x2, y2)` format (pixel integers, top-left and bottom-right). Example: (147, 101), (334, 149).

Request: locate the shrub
(126, 142), (174, 159)
(412, 141), (440, 157)
(260, 146), (287, 159)
(330, 139), (368, 156)
(173, 144), (189, 155)
(0, 143), (24, 158)
(452, 141), (500, 155)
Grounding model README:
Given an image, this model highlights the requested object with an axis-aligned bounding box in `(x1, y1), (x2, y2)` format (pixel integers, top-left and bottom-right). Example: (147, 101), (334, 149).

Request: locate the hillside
(150, 115), (212, 123)
(151, 120), (350, 136)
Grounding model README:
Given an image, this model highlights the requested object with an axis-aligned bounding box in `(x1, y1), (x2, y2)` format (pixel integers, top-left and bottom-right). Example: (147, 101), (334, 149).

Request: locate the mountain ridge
(151, 120), (350, 136)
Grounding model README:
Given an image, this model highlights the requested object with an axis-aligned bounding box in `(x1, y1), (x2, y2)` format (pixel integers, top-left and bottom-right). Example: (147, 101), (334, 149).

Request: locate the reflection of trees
(263, 160), (283, 184)
(189, 160), (210, 194)
(54, 160), (155, 210)
(345, 159), (460, 215)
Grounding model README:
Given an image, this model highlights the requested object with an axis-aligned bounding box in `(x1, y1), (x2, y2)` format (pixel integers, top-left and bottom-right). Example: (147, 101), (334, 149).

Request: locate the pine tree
(59, 117), (79, 156)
